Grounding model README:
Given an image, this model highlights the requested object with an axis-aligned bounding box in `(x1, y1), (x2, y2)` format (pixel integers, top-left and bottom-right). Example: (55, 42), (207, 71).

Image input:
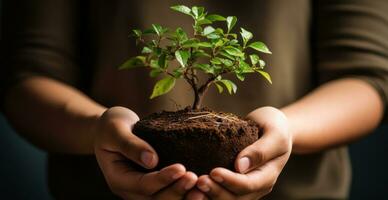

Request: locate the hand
(187, 106), (292, 200)
(94, 106), (198, 200)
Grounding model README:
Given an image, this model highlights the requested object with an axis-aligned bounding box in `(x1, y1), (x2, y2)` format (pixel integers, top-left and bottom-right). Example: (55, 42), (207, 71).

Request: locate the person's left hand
(186, 106), (292, 200)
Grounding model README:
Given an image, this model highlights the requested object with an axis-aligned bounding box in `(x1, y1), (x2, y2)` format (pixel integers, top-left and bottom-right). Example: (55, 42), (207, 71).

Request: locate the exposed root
(184, 112), (240, 123)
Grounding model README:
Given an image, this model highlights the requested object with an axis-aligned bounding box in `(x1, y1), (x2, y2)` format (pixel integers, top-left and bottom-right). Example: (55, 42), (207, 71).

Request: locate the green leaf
(158, 54), (167, 69)
(259, 60), (266, 68)
(170, 5), (192, 16)
(141, 46), (153, 54)
(219, 58), (234, 67)
(249, 54), (260, 65)
(150, 77), (176, 99)
(132, 29), (142, 37)
(152, 24), (163, 36)
(175, 27), (188, 42)
(214, 39), (225, 48)
(214, 83), (224, 93)
(197, 18), (212, 26)
(193, 50), (211, 58)
(175, 50), (190, 67)
(239, 60), (254, 73)
(172, 68), (184, 78)
(226, 16), (237, 33)
(206, 14), (226, 22)
(227, 33), (238, 40)
(240, 28), (253, 46)
(224, 46), (244, 57)
(149, 68), (163, 77)
(143, 28), (157, 35)
(181, 38), (200, 48)
(256, 70), (272, 84)
(227, 39), (239, 46)
(119, 56), (146, 70)
(218, 79), (237, 94)
(215, 28), (224, 34)
(236, 73), (245, 81)
(248, 42), (272, 54)
(220, 51), (235, 60)
(192, 6), (204, 19)
(207, 33), (221, 39)
(197, 42), (212, 48)
(150, 59), (159, 68)
(195, 63), (215, 74)
(210, 57), (222, 65)
(152, 47), (162, 56)
(203, 26), (216, 35)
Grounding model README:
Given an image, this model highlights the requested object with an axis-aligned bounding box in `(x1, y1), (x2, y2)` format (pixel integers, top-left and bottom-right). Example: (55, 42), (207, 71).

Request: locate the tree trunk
(192, 87), (209, 110)
(192, 90), (201, 110)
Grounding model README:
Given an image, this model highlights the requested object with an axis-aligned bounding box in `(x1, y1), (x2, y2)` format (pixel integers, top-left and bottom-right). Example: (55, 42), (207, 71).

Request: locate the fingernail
(212, 175), (223, 183)
(238, 157), (251, 173)
(198, 182), (210, 192)
(140, 151), (155, 168)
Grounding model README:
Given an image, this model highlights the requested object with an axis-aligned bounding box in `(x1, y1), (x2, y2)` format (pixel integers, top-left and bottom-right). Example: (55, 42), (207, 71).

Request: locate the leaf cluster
(120, 5), (272, 100)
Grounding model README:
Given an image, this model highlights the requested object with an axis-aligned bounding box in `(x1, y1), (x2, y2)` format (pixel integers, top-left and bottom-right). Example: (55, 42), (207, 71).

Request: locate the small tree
(120, 5), (272, 110)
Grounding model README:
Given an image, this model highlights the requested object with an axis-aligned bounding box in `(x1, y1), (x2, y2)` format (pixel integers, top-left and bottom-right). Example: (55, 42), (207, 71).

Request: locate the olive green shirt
(1, 0), (388, 199)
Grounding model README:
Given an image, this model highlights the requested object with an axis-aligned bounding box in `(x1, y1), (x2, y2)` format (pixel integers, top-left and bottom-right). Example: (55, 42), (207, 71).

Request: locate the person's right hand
(94, 106), (198, 200)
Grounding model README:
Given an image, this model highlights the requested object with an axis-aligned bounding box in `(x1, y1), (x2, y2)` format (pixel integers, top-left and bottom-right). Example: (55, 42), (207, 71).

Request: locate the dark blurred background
(1, 113), (387, 200)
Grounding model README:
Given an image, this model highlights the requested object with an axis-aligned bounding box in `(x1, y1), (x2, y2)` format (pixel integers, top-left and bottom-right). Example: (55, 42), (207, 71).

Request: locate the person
(1, 0), (387, 199)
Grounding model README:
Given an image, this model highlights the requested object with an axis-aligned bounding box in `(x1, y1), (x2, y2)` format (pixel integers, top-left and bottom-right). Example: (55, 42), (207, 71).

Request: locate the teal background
(0, 115), (52, 200)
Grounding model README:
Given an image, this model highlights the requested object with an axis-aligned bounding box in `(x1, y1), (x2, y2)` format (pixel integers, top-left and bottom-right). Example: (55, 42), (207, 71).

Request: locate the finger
(133, 163), (187, 195)
(153, 171), (198, 200)
(210, 163), (281, 196)
(235, 130), (290, 173)
(197, 175), (235, 200)
(185, 188), (209, 200)
(97, 151), (186, 196)
(113, 119), (159, 169)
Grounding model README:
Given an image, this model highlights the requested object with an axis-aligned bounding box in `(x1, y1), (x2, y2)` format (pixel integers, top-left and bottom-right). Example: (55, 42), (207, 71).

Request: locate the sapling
(120, 5), (272, 110)
(121, 5), (272, 175)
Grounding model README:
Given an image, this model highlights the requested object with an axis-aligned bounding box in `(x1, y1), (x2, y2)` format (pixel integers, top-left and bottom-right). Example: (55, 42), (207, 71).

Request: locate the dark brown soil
(133, 107), (261, 175)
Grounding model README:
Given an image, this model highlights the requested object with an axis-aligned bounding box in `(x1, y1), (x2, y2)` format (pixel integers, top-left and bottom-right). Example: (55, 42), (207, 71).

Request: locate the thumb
(98, 106), (159, 169)
(235, 132), (285, 173)
(115, 122), (159, 169)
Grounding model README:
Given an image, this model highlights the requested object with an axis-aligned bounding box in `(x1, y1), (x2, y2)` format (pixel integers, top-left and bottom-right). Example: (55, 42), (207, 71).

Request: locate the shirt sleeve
(313, 0), (388, 123)
(0, 0), (80, 107)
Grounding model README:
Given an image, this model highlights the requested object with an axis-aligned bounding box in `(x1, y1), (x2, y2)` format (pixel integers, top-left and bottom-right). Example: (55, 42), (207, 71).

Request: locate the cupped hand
(187, 106), (292, 200)
(94, 106), (198, 200)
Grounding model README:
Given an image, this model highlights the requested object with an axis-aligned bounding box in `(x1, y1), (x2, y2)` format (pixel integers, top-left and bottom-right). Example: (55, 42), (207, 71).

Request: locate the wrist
(281, 106), (312, 154)
(72, 106), (106, 155)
